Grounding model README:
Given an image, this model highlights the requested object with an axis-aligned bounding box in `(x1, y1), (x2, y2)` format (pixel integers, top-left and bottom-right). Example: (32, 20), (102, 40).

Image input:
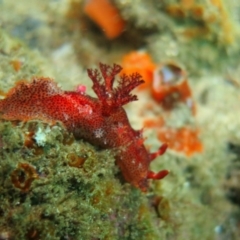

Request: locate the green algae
(0, 120), (163, 240)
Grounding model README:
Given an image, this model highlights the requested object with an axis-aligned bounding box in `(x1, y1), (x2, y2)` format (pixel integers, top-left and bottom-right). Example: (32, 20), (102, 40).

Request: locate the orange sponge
(157, 126), (203, 157)
(121, 51), (157, 90)
(84, 0), (125, 39)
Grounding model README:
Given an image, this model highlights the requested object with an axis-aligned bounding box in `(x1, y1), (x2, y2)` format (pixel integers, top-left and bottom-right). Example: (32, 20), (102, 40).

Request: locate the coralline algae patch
(0, 120), (163, 240)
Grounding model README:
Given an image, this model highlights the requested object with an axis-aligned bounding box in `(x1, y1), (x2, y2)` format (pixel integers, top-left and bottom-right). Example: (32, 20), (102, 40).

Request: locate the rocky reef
(1, 0), (240, 239)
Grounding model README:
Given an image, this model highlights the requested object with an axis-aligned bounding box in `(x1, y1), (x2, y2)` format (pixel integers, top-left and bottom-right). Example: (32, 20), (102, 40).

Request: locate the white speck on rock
(34, 126), (51, 147)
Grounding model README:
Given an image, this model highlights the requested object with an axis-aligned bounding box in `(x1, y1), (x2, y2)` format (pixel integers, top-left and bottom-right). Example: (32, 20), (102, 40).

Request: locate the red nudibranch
(0, 63), (168, 191)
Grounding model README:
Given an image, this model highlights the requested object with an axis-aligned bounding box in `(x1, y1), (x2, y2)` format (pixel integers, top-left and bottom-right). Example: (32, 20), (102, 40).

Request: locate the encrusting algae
(0, 120), (163, 239)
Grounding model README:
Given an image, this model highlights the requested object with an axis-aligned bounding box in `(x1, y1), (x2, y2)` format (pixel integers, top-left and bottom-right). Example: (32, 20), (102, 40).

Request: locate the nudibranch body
(0, 63), (168, 191)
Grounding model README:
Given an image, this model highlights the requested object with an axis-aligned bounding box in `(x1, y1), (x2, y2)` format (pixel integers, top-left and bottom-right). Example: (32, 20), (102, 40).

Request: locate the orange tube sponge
(84, 0), (125, 39)
(152, 63), (195, 114)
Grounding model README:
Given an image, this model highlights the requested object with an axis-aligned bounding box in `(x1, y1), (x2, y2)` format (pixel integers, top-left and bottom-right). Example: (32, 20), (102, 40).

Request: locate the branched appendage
(87, 63), (144, 113)
(99, 62), (122, 93)
(87, 68), (106, 101)
(115, 72), (144, 106)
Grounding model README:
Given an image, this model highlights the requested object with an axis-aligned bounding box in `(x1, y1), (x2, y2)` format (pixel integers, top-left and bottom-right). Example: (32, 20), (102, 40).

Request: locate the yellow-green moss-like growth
(0, 120), (163, 239)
